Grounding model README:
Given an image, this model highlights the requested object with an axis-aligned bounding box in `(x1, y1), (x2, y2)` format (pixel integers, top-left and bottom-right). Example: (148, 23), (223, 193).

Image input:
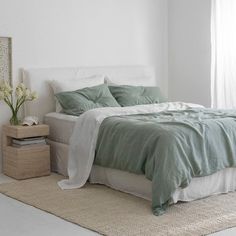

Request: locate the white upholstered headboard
(23, 65), (156, 121)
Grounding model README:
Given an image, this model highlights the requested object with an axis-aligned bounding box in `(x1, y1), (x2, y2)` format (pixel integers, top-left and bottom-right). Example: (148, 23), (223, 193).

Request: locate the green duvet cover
(94, 108), (236, 215)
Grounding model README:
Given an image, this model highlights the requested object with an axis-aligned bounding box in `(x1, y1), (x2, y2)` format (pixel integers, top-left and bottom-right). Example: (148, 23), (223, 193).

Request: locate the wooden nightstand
(2, 124), (50, 180)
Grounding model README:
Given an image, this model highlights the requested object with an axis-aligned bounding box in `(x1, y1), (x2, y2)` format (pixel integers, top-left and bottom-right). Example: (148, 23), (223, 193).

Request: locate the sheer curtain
(211, 0), (236, 108)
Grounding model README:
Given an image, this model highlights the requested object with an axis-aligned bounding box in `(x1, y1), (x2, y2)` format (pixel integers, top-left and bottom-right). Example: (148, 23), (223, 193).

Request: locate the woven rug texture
(0, 174), (235, 236)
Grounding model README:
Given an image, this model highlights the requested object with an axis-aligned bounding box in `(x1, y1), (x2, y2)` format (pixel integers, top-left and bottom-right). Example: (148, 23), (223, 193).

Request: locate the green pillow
(109, 85), (167, 107)
(55, 84), (120, 116)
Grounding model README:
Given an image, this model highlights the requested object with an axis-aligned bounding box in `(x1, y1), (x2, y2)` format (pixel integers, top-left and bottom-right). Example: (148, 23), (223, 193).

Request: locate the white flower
(0, 82), (37, 114)
(5, 83), (12, 94)
(16, 83), (24, 93)
(24, 88), (31, 99)
(0, 80), (13, 95)
(30, 91), (37, 100)
(18, 83), (26, 91)
(15, 87), (23, 98)
(3, 90), (11, 98)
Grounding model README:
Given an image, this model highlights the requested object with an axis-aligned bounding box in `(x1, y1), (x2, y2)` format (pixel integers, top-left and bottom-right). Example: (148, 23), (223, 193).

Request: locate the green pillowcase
(55, 84), (120, 116)
(109, 85), (167, 107)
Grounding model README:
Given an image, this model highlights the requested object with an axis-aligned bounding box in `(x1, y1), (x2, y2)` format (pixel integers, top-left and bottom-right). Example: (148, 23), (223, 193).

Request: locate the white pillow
(49, 74), (105, 112)
(50, 74), (105, 93)
(104, 76), (153, 86)
(104, 77), (118, 85)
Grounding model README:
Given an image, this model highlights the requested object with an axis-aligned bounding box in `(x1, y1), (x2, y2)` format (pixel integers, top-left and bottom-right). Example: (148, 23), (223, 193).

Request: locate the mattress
(44, 112), (78, 144)
(48, 140), (236, 203)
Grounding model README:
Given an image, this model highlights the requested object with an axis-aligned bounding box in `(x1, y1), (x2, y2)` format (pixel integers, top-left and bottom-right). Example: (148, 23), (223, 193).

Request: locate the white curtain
(211, 0), (236, 108)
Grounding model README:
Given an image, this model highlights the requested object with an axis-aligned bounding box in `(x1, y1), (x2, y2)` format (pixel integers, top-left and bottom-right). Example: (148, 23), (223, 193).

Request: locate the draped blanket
(58, 102), (236, 215)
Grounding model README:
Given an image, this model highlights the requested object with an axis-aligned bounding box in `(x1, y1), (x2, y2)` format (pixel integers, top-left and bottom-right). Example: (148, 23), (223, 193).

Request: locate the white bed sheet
(48, 140), (236, 204)
(44, 113), (78, 144)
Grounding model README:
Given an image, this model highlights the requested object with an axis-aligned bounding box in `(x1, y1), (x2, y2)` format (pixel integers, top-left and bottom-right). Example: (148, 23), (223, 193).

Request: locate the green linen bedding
(94, 108), (236, 215)
(109, 85), (167, 106)
(55, 84), (120, 116)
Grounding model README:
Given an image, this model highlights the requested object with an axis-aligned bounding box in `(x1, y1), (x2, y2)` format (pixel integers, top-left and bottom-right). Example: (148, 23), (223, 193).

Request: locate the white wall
(168, 0), (212, 107)
(0, 0), (213, 172)
(0, 0), (168, 170)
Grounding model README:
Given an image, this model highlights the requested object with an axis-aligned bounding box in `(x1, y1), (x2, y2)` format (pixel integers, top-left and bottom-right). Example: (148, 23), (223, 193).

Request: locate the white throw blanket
(58, 102), (203, 190)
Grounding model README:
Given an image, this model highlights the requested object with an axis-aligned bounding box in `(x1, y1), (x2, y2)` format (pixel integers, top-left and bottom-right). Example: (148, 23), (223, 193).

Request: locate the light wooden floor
(0, 174), (234, 236)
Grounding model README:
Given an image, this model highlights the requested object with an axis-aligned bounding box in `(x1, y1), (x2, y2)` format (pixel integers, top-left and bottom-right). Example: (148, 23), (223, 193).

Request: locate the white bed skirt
(47, 139), (236, 203)
(90, 165), (236, 204)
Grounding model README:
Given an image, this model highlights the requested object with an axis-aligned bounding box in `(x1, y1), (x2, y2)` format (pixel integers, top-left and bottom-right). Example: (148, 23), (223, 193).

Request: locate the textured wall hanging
(0, 37), (12, 84)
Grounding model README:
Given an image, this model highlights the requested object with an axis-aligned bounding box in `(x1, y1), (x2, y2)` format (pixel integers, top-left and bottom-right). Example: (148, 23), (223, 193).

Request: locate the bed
(23, 66), (236, 215)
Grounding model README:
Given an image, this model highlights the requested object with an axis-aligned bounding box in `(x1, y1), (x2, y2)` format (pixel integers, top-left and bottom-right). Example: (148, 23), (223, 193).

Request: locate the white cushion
(48, 75), (105, 112)
(104, 76), (154, 86)
(50, 74), (105, 93)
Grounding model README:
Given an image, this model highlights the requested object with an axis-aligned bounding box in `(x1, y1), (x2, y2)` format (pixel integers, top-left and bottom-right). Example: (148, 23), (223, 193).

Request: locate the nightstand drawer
(3, 145), (50, 180)
(5, 144), (49, 154)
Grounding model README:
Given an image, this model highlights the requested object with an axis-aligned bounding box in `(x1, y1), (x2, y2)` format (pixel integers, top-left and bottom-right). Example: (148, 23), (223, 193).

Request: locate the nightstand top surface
(3, 124), (49, 138)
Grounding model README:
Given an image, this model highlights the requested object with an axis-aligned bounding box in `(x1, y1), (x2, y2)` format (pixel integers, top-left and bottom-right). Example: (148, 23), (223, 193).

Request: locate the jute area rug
(0, 174), (235, 236)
